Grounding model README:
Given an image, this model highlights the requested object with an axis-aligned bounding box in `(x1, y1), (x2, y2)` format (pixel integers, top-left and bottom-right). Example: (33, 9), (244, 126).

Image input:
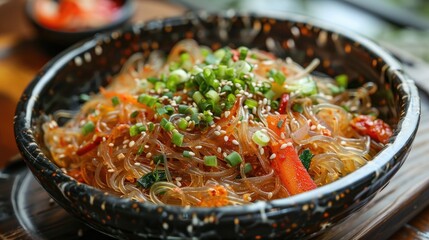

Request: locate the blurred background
(1, 0), (429, 162)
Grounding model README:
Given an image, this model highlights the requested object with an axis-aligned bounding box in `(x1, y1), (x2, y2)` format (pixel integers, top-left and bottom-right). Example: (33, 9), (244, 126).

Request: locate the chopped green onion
(183, 150), (192, 158)
(192, 91), (205, 104)
(252, 130), (270, 147)
(137, 94), (158, 107)
(268, 69), (286, 85)
(130, 123), (146, 137)
(225, 67), (235, 80)
(148, 122), (155, 132)
(205, 89), (220, 103)
(160, 118), (175, 131)
(111, 96), (120, 106)
(170, 69), (189, 83)
(238, 47), (249, 60)
(130, 110), (139, 118)
(156, 106), (168, 115)
(154, 82), (166, 92)
(284, 76), (317, 96)
(233, 60), (252, 76)
(153, 154), (165, 164)
(335, 74), (348, 89)
(147, 77), (159, 84)
(264, 90), (276, 100)
(244, 163), (252, 174)
(178, 104), (189, 114)
(244, 99), (258, 109)
(271, 100), (279, 110)
(292, 103), (303, 113)
(172, 130), (184, 146)
(81, 121), (95, 136)
(204, 156), (218, 167)
(177, 118), (188, 130)
(225, 151), (243, 167)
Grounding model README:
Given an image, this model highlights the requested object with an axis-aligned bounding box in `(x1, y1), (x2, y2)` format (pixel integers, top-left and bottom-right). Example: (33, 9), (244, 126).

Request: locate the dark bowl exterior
(14, 12), (420, 239)
(25, 0), (134, 47)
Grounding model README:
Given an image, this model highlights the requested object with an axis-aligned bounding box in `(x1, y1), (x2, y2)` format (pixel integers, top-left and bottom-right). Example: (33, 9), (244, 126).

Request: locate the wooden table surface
(1, 0), (429, 239)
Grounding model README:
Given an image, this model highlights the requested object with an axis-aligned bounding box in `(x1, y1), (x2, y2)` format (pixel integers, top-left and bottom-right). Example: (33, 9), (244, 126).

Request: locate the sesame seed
(195, 145), (202, 149)
(129, 141), (135, 147)
(145, 145), (150, 149)
(176, 177), (182, 181)
(281, 132), (286, 139)
(134, 162), (141, 166)
(223, 152), (228, 158)
(108, 169), (115, 173)
(267, 192), (273, 199)
(216, 125), (221, 131)
(220, 130), (227, 135)
(117, 153), (125, 160)
(224, 136), (229, 142)
(341, 140), (346, 145)
(102, 137), (106, 142)
(225, 111), (230, 118)
(214, 131), (221, 136)
(280, 143), (288, 149)
(269, 154), (277, 160)
(232, 140), (240, 145)
(217, 147), (222, 153)
(188, 152), (195, 156)
(123, 139), (130, 145)
(176, 181), (182, 187)
(146, 152), (152, 158)
(310, 125), (317, 130)
(259, 147), (264, 155)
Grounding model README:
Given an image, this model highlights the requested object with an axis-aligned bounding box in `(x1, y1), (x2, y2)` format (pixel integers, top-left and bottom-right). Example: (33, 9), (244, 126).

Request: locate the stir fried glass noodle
(43, 39), (393, 207)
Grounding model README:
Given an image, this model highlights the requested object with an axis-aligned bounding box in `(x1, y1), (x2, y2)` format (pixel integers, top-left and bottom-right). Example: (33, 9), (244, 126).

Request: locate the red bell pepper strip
(278, 93), (289, 114)
(267, 114), (317, 195)
(350, 115), (392, 144)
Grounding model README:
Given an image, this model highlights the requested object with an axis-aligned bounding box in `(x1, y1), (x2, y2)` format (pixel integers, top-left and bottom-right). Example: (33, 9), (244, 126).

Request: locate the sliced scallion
(225, 151), (243, 167)
(204, 155), (218, 167)
(244, 162), (252, 174)
(177, 118), (188, 130)
(81, 121), (95, 136)
(172, 130), (184, 146)
(252, 130), (270, 147)
(111, 96), (120, 106)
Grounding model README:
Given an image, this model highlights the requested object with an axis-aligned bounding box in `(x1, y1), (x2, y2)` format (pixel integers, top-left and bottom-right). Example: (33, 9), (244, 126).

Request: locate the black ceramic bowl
(15, 12), (420, 239)
(25, 0), (134, 46)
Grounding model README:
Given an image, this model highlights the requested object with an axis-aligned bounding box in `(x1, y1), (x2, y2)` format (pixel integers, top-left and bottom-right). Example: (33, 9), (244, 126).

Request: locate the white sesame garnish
(134, 162), (141, 166)
(232, 140), (240, 145)
(341, 140), (346, 145)
(117, 153), (125, 160)
(195, 145), (202, 149)
(281, 132), (286, 139)
(217, 147), (222, 153)
(310, 125), (317, 131)
(123, 139), (130, 145)
(280, 143), (288, 149)
(260, 147), (264, 155)
(146, 152), (152, 158)
(269, 154), (277, 160)
(108, 169), (115, 173)
(220, 130), (227, 135)
(129, 141), (135, 147)
(188, 152), (196, 156)
(214, 131), (221, 136)
(224, 111), (230, 118)
(224, 136), (229, 142)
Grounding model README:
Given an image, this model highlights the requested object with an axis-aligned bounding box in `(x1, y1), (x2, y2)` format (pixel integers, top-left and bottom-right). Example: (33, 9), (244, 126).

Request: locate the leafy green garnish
(299, 149), (314, 170)
(136, 170), (167, 189)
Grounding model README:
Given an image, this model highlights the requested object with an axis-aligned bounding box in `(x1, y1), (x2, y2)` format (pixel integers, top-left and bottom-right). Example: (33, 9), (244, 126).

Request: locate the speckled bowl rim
(15, 11), (420, 217)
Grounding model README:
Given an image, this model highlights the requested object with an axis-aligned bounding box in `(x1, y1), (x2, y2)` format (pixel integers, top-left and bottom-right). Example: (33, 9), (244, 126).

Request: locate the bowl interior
(15, 12), (420, 239)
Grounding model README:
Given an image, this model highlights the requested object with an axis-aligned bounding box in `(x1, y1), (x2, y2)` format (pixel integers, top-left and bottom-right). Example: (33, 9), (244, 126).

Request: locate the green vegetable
(245, 99), (258, 109)
(160, 118), (175, 131)
(225, 151), (243, 167)
(252, 130), (270, 147)
(335, 74), (348, 89)
(299, 149), (314, 170)
(136, 170), (167, 189)
(153, 154), (165, 164)
(238, 47), (249, 60)
(204, 156), (218, 167)
(136, 145), (144, 155)
(177, 118), (188, 130)
(183, 150), (192, 158)
(129, 123), (146, 137)
(285, 77), (318, 96)
(130, 110), (139, 118)
(79, 93), (90, 102)
(244, 162), (252, 174)
(268, 69), (286, 85)
(81, 121), (95, 136)
(172, 130), (184, 146)
(292, 103), (303, 113)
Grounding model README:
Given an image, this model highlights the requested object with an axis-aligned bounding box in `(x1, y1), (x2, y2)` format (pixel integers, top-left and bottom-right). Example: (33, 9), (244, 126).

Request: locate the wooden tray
(1, 49), (428, 239)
